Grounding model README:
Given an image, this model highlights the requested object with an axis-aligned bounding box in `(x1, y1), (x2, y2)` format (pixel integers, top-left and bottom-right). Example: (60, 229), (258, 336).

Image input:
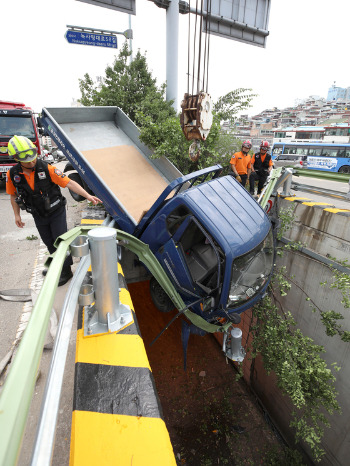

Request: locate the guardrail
(0, 225), (99, 466)
(291, 182), (350, 202)
(0, 222), (234, 466)
(293, 168), (350, 183)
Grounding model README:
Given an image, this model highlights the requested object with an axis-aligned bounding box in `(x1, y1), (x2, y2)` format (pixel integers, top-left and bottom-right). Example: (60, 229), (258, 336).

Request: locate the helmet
(8, 135), (37, 163)
(242, 139), (252, 149)
(260, 140), (270, 150)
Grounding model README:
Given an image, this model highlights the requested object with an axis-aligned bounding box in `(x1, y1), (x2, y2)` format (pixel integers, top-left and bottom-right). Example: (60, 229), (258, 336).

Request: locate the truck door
(156, 212), (222, 300)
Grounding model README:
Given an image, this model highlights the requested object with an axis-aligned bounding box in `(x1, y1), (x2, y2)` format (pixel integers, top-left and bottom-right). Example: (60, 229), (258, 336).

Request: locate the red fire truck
(0, 101), (42, 181)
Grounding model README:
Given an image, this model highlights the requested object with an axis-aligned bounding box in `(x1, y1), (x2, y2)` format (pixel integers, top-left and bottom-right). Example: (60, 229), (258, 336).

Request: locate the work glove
(236, 175), (242, 183)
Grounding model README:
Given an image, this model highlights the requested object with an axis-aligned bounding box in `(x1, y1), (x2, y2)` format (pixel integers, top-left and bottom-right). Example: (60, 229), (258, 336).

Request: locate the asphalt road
(0, 162), (87, 466)
(290, 174), (350, 210)
(0, 169), (349, 464)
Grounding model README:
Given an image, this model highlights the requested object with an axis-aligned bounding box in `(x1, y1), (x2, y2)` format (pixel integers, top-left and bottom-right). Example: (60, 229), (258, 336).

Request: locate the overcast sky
(2, 0), (349, 116)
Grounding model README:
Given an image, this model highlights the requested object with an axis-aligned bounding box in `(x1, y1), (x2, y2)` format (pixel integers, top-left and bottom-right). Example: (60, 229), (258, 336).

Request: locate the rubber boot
(58, 266), (73, 287)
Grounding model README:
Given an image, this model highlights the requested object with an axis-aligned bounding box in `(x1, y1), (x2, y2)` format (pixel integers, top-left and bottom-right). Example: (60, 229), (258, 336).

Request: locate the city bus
(271, 142), (350, 173)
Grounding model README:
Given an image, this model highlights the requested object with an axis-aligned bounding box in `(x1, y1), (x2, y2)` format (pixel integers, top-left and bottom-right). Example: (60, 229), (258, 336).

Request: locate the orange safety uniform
(6, 163), (70, 195)
(229, 151), (251, 175)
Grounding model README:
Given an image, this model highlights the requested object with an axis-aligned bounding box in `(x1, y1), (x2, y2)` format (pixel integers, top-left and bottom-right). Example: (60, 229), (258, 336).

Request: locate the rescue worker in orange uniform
(6, 135), (102, 286)
(249, 140), (273, 196)
(229, 140), (252, 187)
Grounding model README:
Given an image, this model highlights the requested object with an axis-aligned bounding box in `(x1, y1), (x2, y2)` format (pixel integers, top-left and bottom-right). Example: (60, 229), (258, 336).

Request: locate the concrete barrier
(237, 196), (350, 465)
(70, 211), (175, 465)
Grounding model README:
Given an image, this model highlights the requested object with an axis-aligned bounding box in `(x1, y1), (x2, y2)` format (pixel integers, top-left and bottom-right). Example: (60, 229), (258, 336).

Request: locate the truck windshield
(0, 116), (35, 138)
(227, 229), (274, 309)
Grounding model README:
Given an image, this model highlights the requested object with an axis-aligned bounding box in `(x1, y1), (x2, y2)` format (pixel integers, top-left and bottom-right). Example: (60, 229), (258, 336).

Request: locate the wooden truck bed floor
(82, 145), (168, 222)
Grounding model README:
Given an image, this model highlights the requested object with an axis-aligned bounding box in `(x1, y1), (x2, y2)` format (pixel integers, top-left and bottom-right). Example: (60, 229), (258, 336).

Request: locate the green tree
(214, 88), (257, 125)
(78, 43), (176, 126)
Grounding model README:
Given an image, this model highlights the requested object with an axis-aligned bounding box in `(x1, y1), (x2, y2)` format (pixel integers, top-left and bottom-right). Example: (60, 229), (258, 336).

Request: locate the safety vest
(9, 159), (66, 217)
(253, 152), (271, 173)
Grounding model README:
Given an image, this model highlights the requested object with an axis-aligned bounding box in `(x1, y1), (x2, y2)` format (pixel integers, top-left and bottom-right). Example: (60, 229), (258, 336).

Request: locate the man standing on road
(6, 135), (102, 286)
(230, 140), (252, 187)
(249, 140), (273, 196)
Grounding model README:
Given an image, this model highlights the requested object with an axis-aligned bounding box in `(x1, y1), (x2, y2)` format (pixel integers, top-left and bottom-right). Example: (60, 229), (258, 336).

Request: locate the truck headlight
(227, 229), (274, 308)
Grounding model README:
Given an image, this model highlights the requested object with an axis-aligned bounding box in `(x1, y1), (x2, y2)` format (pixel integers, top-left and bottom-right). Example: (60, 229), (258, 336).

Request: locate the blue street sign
(65, 30), (117, 49)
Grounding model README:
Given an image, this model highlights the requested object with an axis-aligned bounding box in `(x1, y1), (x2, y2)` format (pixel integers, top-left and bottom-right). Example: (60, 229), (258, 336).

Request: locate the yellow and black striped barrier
(283, 196), (350, 216)
(70, 211), (176, 465)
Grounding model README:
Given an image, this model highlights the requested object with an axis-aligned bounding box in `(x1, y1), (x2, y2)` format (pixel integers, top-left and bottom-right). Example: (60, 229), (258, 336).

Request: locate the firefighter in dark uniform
(6, 135), (102, 286)
(249, 140), (273, 196)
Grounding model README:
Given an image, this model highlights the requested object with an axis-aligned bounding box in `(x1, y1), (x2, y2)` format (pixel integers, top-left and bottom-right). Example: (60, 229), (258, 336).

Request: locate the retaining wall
(239, 197), (350, 465)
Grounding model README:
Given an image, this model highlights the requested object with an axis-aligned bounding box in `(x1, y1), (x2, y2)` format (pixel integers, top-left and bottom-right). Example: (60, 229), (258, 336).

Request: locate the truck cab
(0, 101), (42, 180)
(138, 172), (274, 320)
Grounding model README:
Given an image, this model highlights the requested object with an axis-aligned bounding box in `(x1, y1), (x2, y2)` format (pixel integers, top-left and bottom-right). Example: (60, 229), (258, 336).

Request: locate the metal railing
(259, 167), (350, 205)
(293, 168), (350, 183)
(0, 225), (98, 466)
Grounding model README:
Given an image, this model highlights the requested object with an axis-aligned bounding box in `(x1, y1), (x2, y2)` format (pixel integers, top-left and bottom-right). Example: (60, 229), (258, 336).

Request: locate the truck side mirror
(36, 117), (45, 136)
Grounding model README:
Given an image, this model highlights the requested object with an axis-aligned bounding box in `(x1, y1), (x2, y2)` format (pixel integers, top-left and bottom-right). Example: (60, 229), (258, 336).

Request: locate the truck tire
(149, 277), (174, 313)
(67, 172), (86, 202)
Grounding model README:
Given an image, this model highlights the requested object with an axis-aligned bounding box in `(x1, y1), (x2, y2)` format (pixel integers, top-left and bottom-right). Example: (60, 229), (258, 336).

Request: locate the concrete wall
(241, 197), (350, 465)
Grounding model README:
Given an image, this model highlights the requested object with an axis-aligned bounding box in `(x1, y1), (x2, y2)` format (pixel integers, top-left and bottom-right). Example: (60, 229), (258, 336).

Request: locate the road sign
(65, 30), (118, 48)
(76, 0), (136, 15)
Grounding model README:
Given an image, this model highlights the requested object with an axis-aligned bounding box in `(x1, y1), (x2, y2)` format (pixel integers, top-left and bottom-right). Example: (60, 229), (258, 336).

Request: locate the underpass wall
(244, 197), (350, 465)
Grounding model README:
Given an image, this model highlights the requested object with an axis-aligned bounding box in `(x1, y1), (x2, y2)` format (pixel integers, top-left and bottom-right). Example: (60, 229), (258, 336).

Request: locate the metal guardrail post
(258, 167), (283, 209)
(280, 168), (293, 197)
(78, 227), (133, 336)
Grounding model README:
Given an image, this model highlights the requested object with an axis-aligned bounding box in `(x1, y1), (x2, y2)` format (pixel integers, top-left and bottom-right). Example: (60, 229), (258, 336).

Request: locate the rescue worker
(249, 140), (273, 196)
(229, 140), (252, 187)
(6, 136), (102, 286)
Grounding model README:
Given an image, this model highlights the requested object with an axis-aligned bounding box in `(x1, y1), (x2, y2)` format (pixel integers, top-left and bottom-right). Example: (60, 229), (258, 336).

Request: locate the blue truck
(39, 106), (274, 339)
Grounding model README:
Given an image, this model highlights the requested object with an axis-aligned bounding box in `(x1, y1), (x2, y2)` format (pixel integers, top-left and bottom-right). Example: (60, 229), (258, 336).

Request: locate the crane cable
(187, 0), (212, 95)
(203, 0), (212, 93)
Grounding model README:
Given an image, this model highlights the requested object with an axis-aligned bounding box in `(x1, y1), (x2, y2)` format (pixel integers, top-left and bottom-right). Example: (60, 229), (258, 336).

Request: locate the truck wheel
(150, 277), (174, 313)
(67, 173), (86, 202)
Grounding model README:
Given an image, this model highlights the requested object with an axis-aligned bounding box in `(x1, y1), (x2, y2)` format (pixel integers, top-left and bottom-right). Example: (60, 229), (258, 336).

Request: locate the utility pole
(166, 0), (179, 111)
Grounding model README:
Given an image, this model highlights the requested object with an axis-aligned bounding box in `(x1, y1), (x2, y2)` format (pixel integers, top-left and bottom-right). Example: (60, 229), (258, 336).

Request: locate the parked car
(273, 154), (307, 169)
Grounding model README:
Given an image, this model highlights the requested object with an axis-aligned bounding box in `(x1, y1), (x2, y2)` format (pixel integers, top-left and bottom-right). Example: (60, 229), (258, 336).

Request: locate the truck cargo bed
(82, 143), (168, 222)
(41, 107), (181, 232)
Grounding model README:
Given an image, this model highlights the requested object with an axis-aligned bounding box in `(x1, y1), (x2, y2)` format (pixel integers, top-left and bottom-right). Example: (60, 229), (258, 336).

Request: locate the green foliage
(246, 204), (350, 461)
(274, 206), (349, 342)
(26, 235), (38, 241)
(276, 206), (295, 240)
(319, 259), (350, 342)
(78, 43), (176, 125)
(251, 295), (341, 461)
(262, 445), (305, 465)
(213, 88), (258, 125)
(138, 110), (244, 175)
